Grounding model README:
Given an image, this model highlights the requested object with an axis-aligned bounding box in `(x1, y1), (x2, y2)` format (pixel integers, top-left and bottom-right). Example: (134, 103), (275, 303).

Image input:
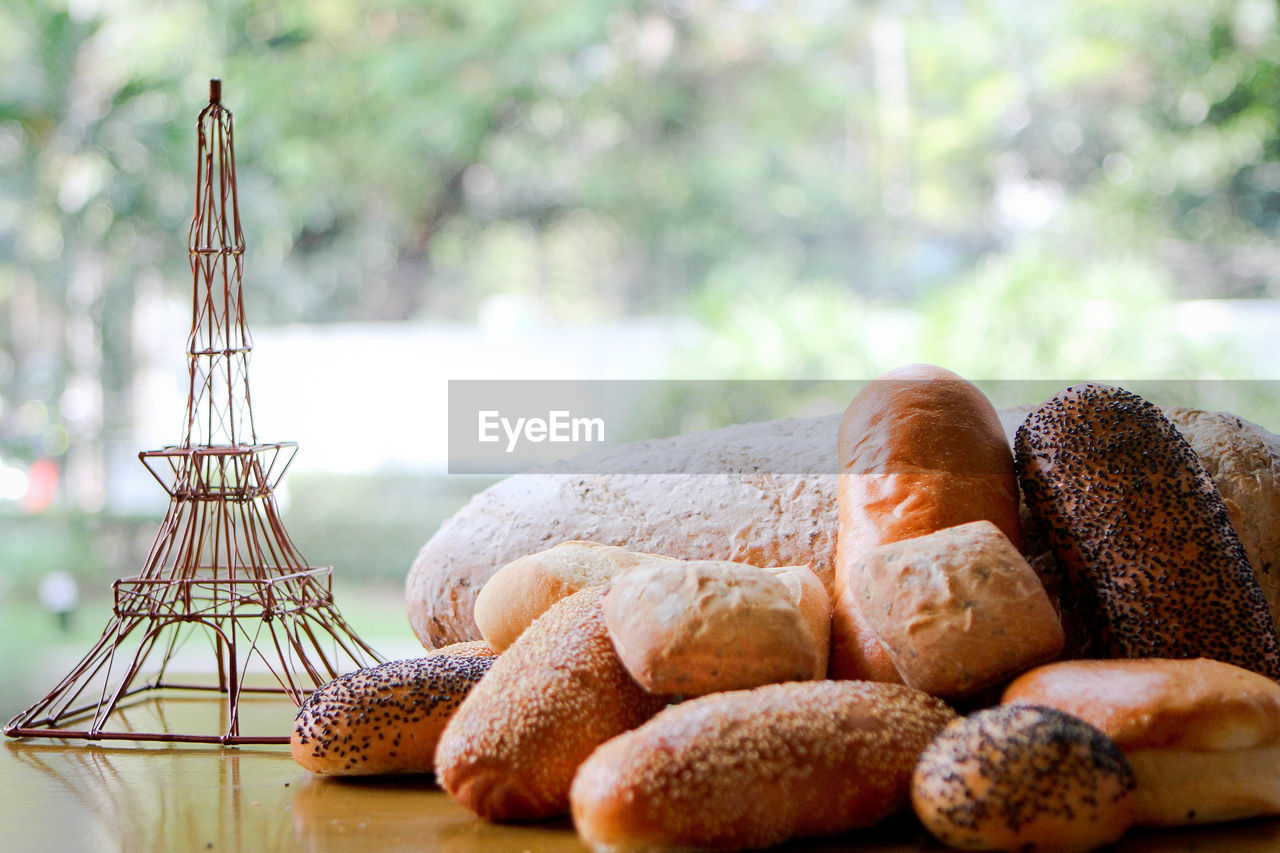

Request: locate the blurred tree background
(3, 0), (1280, 706)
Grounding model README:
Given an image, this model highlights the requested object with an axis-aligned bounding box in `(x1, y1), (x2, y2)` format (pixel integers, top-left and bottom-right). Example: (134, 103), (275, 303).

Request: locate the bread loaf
(912, 704), (1135, 852)
(290, 641), (496, 776)
(433, 587), (667, 822)
(1003, 657), (1280, 827)
(407, 401), (1280, 650)
(601, 559), (825, 695)
(1165, 408), (1280, 633)
(831, 364), (1022, 681)
(570, 680), (956, 852)
(1015, 384), (1280, 678)
(474, 540), (676, 652)
(855, 520), (1063, 700)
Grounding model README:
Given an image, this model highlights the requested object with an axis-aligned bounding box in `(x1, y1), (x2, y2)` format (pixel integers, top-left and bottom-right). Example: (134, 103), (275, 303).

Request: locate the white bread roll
(473, 540), (676, 652)
(832, 364), (1023, 682)
(571, 680), (956, 852)
(1003, 657), (1280, 828)
(912, 704), (1135, 852)
(855, 520), (1063, 701)
(434, 586), (667, 822)
(762, 563), (831, 678)
(601, 559), (826, 696)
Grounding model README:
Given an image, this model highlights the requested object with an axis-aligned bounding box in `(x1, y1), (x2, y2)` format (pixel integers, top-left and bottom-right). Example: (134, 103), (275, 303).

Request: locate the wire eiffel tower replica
(5, 80), (384, 744)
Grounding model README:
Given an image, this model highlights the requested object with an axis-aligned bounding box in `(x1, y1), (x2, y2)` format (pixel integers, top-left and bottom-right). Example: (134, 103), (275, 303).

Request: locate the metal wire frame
(4, 81), (384, 744)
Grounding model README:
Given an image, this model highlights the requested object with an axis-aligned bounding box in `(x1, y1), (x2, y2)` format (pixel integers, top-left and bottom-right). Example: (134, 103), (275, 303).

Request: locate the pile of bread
(292, 364), (1280, 853)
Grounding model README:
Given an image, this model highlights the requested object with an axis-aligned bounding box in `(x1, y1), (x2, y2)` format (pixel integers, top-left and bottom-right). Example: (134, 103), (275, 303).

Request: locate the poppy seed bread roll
(831, 364), (1023, 681)
(912, 704), (1135, 852)
(291, 641), (497, 776)
(1014, 384), (1280, 678)
(434, 586), (668, 822)
(570, 680), (957, 852)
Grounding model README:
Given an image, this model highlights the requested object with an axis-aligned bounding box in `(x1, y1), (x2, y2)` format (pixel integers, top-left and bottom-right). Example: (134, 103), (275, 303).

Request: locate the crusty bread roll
(1166, 408), (1280, 632)
(1015, 384), (1280, 678)
(290, 641), (496, 776)
(912, 704), (1135, 853)
(762, 563), (831, 678)
(831, 364), (1023, 681)
(855, 520), (1063, 700)
(474, 540), (676, 652)
(407, 402), (1280, 651)
(1003, 657), (1280, 827)
(570, 680), (956, 852)
(601, 559), (825, 695)
(434, 587), (667, 822)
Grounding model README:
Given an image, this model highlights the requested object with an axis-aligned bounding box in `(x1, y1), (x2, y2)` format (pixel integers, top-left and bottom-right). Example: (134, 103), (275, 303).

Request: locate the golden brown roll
(855, 520), (1063, 701)
(473, 540), (677, 652)
(570, 680), (956, 852)
(1003, 657), (1280, 827)
(434, 586), (668, 822)
(601, 559), (825, 695)
(290, 641), (497, 776)
(832, 364), (1023, 681)
(1014, 384), (1280, 678)
(912, 704), (1135, 853)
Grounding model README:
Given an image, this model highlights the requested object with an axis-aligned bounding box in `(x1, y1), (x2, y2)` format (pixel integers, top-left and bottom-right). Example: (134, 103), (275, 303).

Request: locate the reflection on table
(3, 693), (1280, 853)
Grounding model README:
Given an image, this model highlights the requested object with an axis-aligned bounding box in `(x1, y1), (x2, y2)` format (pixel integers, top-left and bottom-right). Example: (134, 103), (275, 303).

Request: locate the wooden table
(5, 693), (1280, 853)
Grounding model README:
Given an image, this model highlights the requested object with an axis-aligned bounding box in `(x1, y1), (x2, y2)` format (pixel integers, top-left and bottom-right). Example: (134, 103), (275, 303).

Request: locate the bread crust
(1015, 384), (1280, 678)
(1003, 657), (1280, 827)
(290, 641), (496, 776)
(831, 365), (1022, 681)
(406, 401), (1280, 652)
(601, 559), (823, 696)
(856, 520), (1063, 700)
(570, 680), (956, 852)
(434, 587), (667, 822)
(474, 540), (676, 652)
(912, 704), (1135, 853)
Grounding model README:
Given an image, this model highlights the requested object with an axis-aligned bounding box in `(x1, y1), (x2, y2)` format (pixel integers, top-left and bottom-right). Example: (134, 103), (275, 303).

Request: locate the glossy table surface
(5, 693), (1280, 853)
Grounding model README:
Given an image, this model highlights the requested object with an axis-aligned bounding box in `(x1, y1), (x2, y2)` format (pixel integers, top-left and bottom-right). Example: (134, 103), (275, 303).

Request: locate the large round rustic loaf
(408, 403), (1280, 650)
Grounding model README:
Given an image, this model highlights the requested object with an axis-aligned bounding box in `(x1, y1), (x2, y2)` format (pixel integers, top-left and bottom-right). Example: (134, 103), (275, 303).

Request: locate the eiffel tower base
(4, 567), (381, 745)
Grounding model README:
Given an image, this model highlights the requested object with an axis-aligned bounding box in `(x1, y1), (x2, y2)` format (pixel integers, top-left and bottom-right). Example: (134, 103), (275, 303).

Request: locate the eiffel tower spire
(5, 81), (383, 744)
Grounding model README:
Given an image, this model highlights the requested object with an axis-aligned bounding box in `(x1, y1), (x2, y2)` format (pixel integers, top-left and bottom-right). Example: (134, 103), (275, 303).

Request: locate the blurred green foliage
(3, 0), (1280, 529)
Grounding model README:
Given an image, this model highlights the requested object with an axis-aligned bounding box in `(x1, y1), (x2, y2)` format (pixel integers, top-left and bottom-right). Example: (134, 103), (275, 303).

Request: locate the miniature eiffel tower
(5, 80), (383, 744)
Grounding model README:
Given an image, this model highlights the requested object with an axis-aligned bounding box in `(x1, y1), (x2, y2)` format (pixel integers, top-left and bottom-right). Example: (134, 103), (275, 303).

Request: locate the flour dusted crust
(856, 520), (1063, 700)
(1165, 407), (1280, 631)
(602, 559), (823, 696)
